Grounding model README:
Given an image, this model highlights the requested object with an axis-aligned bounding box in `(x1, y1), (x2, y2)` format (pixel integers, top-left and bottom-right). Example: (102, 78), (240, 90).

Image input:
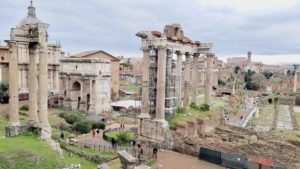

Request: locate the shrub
(274, 97), (279, 103)
(20, 105), (29, 111)
(58, 112), (65, 118)
(116, 131), (132, 144)
(190, 102), (197, 109)
(92, 121), (106, 130)
(200, 104), (210, 111)
(175, 107), (185, 114)
(0, 82), (9, 104)
(64, 114), (80, 124)
(73, 120), (92, 134)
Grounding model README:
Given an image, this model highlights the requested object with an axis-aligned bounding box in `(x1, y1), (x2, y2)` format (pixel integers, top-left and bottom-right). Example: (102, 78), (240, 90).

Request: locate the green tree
(0, 82), (9, 104)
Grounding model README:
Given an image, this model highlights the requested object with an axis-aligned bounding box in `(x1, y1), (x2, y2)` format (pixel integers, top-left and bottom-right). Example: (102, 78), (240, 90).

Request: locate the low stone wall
(61, 143), (117, 164)
(175, 111), (223, 139)
(5, 124), (31, 137)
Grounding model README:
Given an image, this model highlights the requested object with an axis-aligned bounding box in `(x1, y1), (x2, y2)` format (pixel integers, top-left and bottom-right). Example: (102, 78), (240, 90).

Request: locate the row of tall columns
(139, 47), (214, 122)
(183, 53), (191, 109)
(205, 53), (214, 104)
(8, 42), (20, 126)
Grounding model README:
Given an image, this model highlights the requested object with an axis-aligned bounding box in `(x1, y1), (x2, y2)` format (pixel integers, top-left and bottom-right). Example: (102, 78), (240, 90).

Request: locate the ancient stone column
(175, 51), (183, 107)
(8, 42), (20, 126)
(232, 75), (237, 95)
(191, 53), (199, 103)
(38, 42), (51, 139)
(155, 47), (167, 123)
(294, 71), (298, 93)
(28, 46), (39, 125)
(140, 48), (151, 118)
(205, 53), (214, 104)
(183, 53), (191, 109)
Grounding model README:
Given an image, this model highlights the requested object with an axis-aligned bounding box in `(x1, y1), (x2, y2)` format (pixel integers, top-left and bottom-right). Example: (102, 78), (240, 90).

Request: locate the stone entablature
(140, 37), (212, 54)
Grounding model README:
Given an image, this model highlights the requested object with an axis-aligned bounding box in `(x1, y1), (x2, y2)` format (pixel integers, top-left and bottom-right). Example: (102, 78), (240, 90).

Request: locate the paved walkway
(157, 151), (225, 169)
(277, 105), (293, 130)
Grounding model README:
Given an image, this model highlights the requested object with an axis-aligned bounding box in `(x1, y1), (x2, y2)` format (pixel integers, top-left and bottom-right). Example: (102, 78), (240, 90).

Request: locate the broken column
(28, 46), (39, 126)
(8, 42), (20, 127)
(183, 53), (191, 109)
(155, 47), (167, 125)
(205, 53), (214, 104)
(191, 53), (199, 103)
(175, 51), (183, 106)
(38, 42), (51, 140)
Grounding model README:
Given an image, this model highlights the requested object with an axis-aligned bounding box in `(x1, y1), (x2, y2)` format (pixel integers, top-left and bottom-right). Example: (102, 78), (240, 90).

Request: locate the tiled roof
(71, 50), (120, 61)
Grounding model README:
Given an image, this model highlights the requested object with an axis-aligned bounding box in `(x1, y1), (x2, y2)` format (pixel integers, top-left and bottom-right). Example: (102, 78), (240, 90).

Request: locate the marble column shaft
(294, 72), (298, 93)
(191, 54), (199, 103)
(155, 48), (167, 120)
(28, 47), (39, 124)
(183, 53), (191, 109)
(175, 51), (183, 107)
(8, 42), (20, 126)
(38, 43), (50, 127)
(205, 53), (214, 104)
(140, 49), (150, 117)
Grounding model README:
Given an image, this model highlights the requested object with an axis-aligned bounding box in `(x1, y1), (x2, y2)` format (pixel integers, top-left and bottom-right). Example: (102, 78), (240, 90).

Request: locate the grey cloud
(0, 0), (300, 57)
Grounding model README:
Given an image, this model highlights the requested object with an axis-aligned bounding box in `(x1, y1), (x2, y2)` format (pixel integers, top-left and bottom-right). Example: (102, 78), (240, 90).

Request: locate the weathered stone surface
(97, 163), (109, 169)
(134, 165), (151, 169)
(118, 150), (138, 169)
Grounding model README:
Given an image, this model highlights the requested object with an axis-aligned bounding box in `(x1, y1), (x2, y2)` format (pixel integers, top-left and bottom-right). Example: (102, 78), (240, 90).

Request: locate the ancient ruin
(136, 24), (213, 145)
(59, 57), (111, 114)
(5, 1), (52, 139)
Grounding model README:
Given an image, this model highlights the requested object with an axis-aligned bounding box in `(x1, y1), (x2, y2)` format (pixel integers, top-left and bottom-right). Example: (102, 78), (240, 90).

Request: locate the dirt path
(157, 151), (225, 169)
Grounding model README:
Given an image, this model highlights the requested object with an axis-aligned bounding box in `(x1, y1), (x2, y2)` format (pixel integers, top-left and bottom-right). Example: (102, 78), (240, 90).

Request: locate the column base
(28, 120), (39, 128)
(38, 125), (52, 140)
(138, 113), (151, 119)
(5, 124), (20, 137)
(154, 118), (169, 128)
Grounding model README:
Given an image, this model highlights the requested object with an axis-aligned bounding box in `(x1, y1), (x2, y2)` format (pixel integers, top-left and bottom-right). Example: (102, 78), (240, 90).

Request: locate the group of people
(135, 142), (158, 161)
(91, 128), (101, 138)
(120, 123), (125, 129)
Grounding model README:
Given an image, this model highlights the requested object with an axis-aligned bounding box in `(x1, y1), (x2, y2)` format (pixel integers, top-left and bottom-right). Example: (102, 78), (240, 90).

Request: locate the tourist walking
(92, 129), (96, 138)
(152, 147), (158, 159)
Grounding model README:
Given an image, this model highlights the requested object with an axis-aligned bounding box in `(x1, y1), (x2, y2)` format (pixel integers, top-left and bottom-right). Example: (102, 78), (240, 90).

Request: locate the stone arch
(72, 81), (81, 91)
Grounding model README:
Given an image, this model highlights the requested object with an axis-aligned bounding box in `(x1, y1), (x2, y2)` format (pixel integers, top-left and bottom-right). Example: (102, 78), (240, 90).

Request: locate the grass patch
(252, 104), (275, 129)
(168, 106), (222, 130)
(275, 129), (300, 141)
(116, 116), (136, 125)
(0, 134), (64, 169)
(120, 84), (140, 93)
(63, 150), (98, 169)
(64, 144), (117, 158)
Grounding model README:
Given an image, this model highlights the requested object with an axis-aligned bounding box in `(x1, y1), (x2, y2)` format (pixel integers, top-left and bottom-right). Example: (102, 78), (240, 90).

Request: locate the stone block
(118, 150), (138, 169)
(134, 165), (151, 169)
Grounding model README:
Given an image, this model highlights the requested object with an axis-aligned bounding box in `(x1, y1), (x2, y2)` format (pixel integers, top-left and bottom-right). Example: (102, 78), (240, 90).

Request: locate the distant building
(71, 50), (120, 100)
(59, 57), (111, 114)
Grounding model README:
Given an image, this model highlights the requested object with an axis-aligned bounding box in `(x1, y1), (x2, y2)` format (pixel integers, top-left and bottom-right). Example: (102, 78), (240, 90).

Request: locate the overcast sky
(1, 0), (300, 64)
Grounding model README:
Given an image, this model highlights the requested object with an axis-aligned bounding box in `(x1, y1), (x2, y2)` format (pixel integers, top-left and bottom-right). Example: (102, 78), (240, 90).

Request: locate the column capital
(193, 53), (200, 57)
(175, 51), (183, 55)
(206, 53), (215, 57)
(185, 52), (191, 58)
(166, 49), (173, 55)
